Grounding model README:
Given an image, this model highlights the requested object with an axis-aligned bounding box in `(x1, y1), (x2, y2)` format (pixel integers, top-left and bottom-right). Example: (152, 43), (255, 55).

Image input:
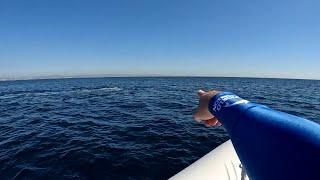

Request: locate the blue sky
(0, 0), (319, 79)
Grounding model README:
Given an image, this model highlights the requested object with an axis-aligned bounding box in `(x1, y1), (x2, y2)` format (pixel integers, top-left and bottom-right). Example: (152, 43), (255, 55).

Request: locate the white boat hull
(170, 140), (248, 180)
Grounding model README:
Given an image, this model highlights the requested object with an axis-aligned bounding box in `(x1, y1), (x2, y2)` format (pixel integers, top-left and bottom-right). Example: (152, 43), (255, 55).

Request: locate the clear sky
(0, 0), (319, 80)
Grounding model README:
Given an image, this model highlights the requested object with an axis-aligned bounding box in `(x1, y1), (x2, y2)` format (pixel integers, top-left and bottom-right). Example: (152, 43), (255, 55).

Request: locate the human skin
(194, 90), (222, 126)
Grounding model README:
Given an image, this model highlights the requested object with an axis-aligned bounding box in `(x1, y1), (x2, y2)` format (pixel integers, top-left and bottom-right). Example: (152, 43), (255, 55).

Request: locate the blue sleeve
(208, 92), (320, 180)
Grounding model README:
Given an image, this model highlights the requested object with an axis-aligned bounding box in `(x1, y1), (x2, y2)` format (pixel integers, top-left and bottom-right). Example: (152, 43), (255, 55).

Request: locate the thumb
(197, 89), (207, 97)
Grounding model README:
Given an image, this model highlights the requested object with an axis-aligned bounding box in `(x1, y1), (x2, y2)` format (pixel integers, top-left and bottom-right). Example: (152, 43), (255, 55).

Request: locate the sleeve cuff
(208, 92), (249, 116)
(208, 92), (253, 132)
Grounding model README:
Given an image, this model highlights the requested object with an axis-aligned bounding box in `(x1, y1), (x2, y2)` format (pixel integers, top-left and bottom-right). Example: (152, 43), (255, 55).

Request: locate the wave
(0, 87), (122, 98)
(0, 90), (61, 98)
(97, 87), (122, 91)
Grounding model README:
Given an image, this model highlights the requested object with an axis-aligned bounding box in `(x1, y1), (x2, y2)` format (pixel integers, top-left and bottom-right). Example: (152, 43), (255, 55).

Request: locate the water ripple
(0, 77), (319, 179)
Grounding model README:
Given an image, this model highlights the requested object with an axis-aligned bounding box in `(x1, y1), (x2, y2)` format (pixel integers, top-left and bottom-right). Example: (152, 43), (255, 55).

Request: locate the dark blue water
(0, 77), (319, 179)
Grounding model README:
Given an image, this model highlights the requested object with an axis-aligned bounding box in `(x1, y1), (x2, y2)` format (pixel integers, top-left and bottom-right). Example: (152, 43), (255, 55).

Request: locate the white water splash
(98, 87), (122, 91)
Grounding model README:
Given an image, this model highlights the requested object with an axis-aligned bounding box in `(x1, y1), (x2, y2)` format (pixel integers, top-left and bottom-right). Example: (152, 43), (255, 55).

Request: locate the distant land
(0, 74), (319, 82)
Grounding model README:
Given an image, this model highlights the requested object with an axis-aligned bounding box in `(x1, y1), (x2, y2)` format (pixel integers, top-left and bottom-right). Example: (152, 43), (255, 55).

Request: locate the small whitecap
(99, 87), (122, 91)
(80, 89), (92, 93)
(34, 91), (61, 96)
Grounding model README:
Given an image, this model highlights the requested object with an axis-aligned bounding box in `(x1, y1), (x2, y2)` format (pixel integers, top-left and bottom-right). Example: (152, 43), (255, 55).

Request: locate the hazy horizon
(1, 74), (319, 82)
(1, 0), (320, 80)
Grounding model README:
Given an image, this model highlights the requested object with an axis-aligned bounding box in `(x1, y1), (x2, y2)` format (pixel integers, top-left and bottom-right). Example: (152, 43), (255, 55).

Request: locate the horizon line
(0, 75), (319, 82)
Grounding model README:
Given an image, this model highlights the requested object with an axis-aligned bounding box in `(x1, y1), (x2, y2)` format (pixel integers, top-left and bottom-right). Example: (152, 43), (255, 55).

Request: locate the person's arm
(194, 90), (320, 180)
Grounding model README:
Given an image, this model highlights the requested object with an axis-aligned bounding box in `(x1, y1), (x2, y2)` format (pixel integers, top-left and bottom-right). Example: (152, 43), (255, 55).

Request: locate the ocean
(0, 77), (319, 179)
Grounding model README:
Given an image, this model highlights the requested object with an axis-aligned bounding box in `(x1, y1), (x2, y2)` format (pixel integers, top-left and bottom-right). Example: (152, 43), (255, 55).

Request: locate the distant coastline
(0, 75), (319, 82)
